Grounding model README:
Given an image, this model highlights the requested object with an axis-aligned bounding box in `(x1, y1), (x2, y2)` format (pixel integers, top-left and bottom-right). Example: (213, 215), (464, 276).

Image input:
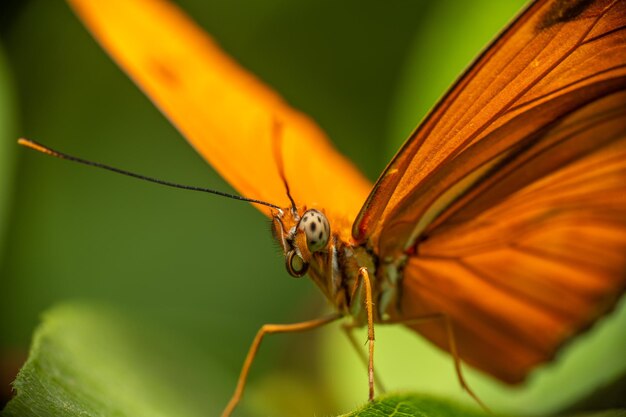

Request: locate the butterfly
(23, 0), (626, 415)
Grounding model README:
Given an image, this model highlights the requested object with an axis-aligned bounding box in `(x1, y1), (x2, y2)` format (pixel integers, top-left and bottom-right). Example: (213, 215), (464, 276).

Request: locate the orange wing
(363, 0), (626, 383)
(67, 0), (371, 225)
(354, 0), (626, 252)
(393, 91), (626, 383)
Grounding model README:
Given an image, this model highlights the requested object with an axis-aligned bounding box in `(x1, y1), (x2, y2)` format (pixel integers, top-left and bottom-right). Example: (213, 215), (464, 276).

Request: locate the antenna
(18, 138), (282, 211)
(270, 119), (297, 213)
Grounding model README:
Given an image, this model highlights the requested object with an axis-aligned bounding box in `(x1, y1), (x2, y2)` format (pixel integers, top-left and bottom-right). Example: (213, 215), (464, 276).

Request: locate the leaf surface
(340, 394), (626, 417)
(2, 303), (227, 417)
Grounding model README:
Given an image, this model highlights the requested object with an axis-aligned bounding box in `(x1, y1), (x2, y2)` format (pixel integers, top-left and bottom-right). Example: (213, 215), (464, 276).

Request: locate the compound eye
(286, 250), (308, 278)
(297, 209), (330, 252)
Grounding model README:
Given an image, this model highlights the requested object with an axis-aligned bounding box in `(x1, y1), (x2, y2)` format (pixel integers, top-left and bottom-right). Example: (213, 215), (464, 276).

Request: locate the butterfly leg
(350, 267), (376, 401)
(341, 321), (387, 393)
(383, 313), (488, 411)
(221, 314), (341, 417)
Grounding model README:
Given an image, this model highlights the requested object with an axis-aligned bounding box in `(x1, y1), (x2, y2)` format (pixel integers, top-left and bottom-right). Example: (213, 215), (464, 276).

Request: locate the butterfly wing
(354, 0), (626, 382)
(396, 91), (626, 383)
(67, 0), (371, 222)
(354, 0), (626, 249)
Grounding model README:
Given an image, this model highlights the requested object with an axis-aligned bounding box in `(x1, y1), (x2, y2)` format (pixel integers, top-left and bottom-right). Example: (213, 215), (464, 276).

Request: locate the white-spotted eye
(297, 209), (330, 252)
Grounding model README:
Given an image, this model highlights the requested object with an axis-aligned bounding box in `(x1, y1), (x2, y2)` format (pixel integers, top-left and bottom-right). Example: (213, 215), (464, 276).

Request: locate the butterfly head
(272, 207), (331, 278)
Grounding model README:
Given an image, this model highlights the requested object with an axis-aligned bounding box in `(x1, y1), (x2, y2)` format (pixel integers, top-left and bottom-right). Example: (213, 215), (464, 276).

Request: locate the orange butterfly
(21, 0), (626, 415)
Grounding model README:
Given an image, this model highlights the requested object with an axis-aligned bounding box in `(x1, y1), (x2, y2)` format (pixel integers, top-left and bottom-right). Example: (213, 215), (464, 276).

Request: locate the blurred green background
(1, 1), (624, 416)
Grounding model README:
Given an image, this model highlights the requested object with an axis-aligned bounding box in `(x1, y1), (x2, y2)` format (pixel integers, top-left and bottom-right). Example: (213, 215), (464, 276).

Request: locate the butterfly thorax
(271, 206), (396, 326)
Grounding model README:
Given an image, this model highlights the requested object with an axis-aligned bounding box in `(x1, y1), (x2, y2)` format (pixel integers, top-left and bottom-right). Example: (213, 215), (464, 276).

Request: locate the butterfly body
(271, 206), (387, 325)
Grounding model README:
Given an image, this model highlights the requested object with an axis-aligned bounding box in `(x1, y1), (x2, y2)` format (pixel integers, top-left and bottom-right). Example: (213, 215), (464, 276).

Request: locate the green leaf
(339, 394), (491, 417)
(339, 394), (626, 417)
(2, 303), (229, 417)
